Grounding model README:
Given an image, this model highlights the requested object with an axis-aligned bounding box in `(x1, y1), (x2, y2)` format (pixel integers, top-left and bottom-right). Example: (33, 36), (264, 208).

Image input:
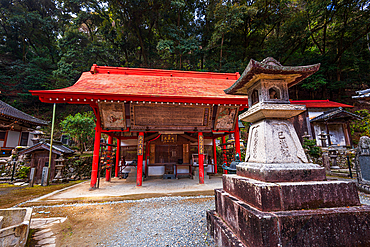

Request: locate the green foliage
(302, 138), (322, 158)
(60, 111), (96, 154)
(0, 0), (369, 110)
(17, 166), (30, 179)
(351, 109), (370, 138)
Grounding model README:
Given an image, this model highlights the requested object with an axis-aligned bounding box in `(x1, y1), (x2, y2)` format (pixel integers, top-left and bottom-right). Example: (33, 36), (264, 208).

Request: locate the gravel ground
(101, 196), (216, 247)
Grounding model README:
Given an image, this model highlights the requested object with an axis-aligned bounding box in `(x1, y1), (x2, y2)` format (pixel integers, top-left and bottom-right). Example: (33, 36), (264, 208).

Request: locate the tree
(60, 111), (96, 154)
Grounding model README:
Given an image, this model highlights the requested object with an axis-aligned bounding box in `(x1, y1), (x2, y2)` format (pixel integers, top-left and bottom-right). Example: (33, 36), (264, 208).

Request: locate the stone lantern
(207, 57), (370, 247)
(53, 155), (66, 182)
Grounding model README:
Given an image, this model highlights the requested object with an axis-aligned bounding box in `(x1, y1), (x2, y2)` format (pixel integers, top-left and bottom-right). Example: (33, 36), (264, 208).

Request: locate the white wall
(28, 133), (34, 146)
(0, 141), (4, 147)
(6, 131), (20, 147)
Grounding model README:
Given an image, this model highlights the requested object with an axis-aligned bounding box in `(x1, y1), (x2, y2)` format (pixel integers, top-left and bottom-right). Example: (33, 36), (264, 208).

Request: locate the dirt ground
(0, 181), (84, 208)
(31, 203), (132, 247)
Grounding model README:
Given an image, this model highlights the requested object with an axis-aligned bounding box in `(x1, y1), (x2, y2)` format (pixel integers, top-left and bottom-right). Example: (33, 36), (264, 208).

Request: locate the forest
(0, 0), (370, 117)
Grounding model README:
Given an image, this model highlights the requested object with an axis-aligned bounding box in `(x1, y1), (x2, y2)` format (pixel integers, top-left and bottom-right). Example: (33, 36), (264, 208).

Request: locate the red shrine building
(31, 65), (247, 189)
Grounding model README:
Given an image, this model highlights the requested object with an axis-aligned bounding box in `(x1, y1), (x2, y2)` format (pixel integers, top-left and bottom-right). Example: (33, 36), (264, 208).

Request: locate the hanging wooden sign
(130, 103), (212, 131)
(214, 106), (239, 131)
(161, 134), (177, 143)
(99, 102), (126, 130)
(137, 135), (144, 156)
(199, 135), (204, 155)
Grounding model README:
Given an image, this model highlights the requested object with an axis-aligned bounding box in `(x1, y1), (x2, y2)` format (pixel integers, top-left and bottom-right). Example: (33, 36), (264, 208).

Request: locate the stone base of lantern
(207, 176), (370, 247)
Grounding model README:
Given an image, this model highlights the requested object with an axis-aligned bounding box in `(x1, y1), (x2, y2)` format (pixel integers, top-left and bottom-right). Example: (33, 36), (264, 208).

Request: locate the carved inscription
(199, 135), (204, 155)
(278, 131), (291, 158)
(252, 129), (258, 159)
(137, 135), (144, 155)
(131, 104), (212, 130)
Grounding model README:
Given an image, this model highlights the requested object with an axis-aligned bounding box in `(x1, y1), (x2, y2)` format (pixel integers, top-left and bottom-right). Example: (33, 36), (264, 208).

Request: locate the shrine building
(30, 65), (248, 189)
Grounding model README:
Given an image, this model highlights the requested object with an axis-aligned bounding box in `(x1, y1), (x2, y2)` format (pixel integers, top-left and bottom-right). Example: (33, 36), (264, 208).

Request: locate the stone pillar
(198, 132), (204, 184)
(136, 132), (144, 186)
(90, 119), (101, 189)
(105, 135), (113, 182)
(115, 138), (120, 177)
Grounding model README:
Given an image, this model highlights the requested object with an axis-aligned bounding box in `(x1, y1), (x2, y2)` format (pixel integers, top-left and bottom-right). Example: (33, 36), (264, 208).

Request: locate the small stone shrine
(207, 57), (370, 246)
(356, 136), (370, 188)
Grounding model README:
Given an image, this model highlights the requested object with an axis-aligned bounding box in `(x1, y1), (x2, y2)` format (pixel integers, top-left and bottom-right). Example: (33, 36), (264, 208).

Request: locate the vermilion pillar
(213, 138), (217, 174)
(90, 112), (101, 189)
(198, 132), (204, 184)
(115, 138), (120, 177)
(234, 121), (241, 157)
(222, 136), (228, 174)
(136, 132), (144, 186)
(105, 135), (113, 182)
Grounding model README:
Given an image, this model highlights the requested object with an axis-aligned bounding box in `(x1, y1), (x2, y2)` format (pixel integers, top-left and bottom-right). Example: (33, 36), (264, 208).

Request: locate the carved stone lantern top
(230, 58), (320, 123)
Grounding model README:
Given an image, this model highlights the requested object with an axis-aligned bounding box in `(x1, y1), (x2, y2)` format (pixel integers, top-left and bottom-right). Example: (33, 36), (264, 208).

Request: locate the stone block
(223, 175), (360, 211)
(215, 189), (280, 247)
(237, 162), (326, 182)
(212, 189), (370, 247)
(207, 210), (246, 247)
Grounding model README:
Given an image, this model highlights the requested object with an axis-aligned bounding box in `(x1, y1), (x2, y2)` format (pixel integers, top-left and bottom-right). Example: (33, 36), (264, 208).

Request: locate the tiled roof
(224, 57), (320, 95)
(290, 99), (353, 108)
(353, 89), (370, 100)
(310, 107), (361, 122)
(0, 100), (49, 126)
(30, 66), (249, 105)
(19, 141), (75, 155)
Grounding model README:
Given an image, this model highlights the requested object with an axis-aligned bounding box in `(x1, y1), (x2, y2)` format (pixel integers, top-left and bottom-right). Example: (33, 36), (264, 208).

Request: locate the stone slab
(223, 175), (360, 211)
(237, 162), (326, 182)
(207, 210), (246, 247)
(214, 189), (370, 247)
(239, 103), (305, 123)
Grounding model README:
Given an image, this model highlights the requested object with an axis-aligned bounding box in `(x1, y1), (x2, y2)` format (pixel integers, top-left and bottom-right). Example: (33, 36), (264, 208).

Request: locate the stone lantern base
(207, 174), (370, 247)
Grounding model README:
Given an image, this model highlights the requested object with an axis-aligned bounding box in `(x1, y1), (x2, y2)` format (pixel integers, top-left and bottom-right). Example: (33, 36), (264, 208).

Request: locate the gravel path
(102, 196), (216, 247)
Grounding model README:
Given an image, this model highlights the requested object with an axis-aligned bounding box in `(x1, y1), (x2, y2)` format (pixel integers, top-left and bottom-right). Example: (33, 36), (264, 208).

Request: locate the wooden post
(106, 136), (113, 182)
(325, 121), (331, 146)
(115, 137), (120, 177)
(137, 132), (144, 186)
(213, 138), (217, 174)
(198, 132), (204, 184)
(222, 136), (228, 174)
(90, 114), (101, 189)
(234, 121), (241, 157)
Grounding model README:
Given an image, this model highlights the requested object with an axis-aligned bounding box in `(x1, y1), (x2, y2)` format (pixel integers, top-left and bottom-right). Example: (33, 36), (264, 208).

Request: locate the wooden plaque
(130, 103), (212, 131)
(137, 135), (144, 155)
(199, 135), (204, 155)
(214, 106), (239, 131)
(99, 103), (126, 130)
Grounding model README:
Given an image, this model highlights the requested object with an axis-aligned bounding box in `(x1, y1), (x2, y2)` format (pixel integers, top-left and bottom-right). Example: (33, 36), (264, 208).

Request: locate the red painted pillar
(222, 136), (228, 174)
(115, 138), (120, 177)
(136, 132), (144, 186)
(234, 121), (241, 157)
(90, 113), (101, 189)
(213, 138), (217, 174)
(105, 136), (113, 182)
(198, 132), (204, 184)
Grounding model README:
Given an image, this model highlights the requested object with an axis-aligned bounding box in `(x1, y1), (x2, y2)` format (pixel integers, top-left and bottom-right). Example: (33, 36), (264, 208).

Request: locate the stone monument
(207, 57), (370, 246)
(356, 136), (370, 191)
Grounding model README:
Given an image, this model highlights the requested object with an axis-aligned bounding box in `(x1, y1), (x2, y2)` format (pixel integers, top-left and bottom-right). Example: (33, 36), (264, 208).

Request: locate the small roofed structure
(310, 107), (362, 147)
(19, 141), (74, 183)
(353, 88), (370, 103)
(30, 65), (248, 189)
(0, 100), (48, 155)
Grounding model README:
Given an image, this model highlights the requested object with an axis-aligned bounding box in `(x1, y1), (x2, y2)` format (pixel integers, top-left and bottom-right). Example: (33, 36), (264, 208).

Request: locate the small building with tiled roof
(0, 100), (49, 155)
(290, 100), (358, 147)
(19, 140), (74, 183)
